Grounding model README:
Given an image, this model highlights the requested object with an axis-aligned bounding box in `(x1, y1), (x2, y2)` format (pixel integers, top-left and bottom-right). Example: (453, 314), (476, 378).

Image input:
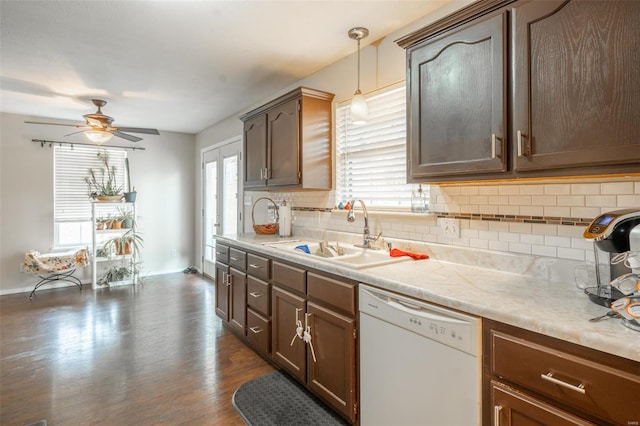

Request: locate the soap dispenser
(411, 185), (428, 213)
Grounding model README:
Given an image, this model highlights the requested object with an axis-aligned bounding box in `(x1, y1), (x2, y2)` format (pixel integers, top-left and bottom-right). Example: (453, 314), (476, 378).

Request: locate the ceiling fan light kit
(85, 130), (113, 144)
(24, 99), (159, 143)
(348, 26), (369, 125)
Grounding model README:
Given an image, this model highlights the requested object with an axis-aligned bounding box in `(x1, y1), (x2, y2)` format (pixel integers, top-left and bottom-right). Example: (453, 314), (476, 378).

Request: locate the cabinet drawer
(273, 261), (306, 294)
(247, 276), (270, 317)
(215, 244), (229, 264)
(247, 308), (271, 355)
(308, 272), (356, 315)
(490, 330), (640, 425)
(247, 253), (270, 281)
(229, 248), (246, 270)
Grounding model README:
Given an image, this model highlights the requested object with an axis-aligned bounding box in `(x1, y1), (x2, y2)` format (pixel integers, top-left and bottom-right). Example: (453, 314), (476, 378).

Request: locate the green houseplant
(116, 206), (135, 229)
(85, 150), (123, 200)
(98, 228), (143, 285)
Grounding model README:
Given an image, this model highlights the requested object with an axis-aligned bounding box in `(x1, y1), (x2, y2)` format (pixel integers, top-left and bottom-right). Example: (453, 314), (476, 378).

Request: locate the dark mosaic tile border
(291, 207), (591, 226)
(432, 211), (592, 227)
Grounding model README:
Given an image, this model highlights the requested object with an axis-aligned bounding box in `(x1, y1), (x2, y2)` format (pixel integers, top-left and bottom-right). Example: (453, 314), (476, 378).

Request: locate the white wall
(0, 112), (196, 294)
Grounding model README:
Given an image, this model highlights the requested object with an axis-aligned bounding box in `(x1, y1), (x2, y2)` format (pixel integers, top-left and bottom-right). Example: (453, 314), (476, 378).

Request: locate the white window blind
(54, 146), (127, 222)
(336, 84), (422, 209)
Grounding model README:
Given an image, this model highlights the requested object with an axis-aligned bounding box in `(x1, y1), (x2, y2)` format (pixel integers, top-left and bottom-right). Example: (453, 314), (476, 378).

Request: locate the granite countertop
(218, 234), (640, 363)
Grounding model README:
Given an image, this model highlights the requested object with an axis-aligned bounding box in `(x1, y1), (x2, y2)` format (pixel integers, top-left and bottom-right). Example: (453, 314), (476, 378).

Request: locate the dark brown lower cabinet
(246, 308), (270, 355)
(272, 278), (358, 422)
(491, 381), (595, 426)
(228, 267), (246, 335)
(271, 285), (306, 382)
(307, 301), (356, 422)
(214, 262), (229, 321)
(484, 319), (640, 426)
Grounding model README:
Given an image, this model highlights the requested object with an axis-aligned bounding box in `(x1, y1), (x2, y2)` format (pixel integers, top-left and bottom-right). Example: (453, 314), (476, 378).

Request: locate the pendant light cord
(357, 37), (361, 92)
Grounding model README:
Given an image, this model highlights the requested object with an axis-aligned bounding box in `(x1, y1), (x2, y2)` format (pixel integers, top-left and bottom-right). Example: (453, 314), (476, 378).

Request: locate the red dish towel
(389, 248), (429, 260)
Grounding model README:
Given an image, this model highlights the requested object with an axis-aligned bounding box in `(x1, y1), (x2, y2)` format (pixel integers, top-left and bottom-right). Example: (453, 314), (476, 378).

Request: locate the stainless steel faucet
(347, 199), (381, 249)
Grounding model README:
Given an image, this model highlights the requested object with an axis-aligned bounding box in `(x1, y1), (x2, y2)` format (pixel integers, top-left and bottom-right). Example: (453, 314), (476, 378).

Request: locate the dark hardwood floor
(0, 273), (275, 425)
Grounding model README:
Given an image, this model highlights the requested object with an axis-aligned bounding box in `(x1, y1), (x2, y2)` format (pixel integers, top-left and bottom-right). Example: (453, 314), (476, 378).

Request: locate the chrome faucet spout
(346, 199), (379, 248)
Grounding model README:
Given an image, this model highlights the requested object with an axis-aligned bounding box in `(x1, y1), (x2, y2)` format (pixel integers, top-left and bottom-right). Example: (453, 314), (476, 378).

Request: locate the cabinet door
(214, 262), (230, 322)
(267, 97), (300, 187)
(491, 381), (595, 426)
(229, 267), (246, 335)
(408, 12), (507, 179)
(243, 114), (267, 189)
(307, 302), (357, 423)
(271, 286), (306, 382)
(512, 0), (640, 172)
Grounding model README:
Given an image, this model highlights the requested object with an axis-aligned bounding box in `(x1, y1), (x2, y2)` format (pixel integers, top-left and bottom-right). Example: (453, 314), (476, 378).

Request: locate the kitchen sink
(263, 240), (410, 269)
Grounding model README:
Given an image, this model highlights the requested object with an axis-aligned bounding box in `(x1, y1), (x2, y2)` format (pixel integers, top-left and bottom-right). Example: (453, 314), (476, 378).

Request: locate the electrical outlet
(171, 248), (177, 258)
(440, 218), (460, 238)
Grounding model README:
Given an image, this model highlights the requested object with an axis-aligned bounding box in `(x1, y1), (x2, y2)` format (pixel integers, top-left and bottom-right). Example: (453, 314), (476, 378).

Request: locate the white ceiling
(0, 0), (451, 135)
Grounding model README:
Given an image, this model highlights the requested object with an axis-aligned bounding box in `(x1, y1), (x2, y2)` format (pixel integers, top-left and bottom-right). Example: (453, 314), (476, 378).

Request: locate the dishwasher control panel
(359, 284), (480, 356)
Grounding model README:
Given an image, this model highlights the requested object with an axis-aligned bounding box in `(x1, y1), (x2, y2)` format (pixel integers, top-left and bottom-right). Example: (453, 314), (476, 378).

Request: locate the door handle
(249, 292), (261, 298)
(517, 130), (530, 157)
(249, 326), (263, 334)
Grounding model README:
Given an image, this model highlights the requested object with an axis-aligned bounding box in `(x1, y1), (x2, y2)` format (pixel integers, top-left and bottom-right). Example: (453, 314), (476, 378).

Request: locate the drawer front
(490, 330), (640, 425)
(229, 248), (246, 270)
(247, 253), (270, 281)
(247, 275), (270, 317)
(215, 244), (229, 264)
(307, 272), (356, 315)
(273, 261), (306, 294)
(247, 308), (271, 355)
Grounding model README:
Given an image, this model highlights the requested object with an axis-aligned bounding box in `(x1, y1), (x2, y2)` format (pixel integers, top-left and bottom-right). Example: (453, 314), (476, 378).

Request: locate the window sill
(330, 209), (437, 220)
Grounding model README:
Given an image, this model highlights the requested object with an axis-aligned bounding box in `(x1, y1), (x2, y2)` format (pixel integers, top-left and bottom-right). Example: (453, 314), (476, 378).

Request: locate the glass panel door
(202, 138), (241, 278)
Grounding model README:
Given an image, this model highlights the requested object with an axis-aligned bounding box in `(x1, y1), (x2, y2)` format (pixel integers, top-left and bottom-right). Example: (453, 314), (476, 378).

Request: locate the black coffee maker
(583, 209), (640, 306)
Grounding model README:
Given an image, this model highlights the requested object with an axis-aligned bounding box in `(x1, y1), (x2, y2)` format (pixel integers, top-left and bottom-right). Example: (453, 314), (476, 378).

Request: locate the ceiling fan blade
(64, 130), (87, 137)
(115, 127), (159, 135)
(112, 130), (143, 142)
(25, 120), (84, 128)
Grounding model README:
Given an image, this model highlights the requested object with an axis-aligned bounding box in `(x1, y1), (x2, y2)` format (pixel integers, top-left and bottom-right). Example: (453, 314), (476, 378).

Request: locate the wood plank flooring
(0, 273), (274, 425)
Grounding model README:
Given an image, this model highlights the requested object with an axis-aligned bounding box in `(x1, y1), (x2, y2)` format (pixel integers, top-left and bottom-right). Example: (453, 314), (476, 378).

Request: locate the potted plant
(97, 264), (131, 286)
(123, 157), (137, 202)
(85, 150), (123, 201)
(103, 228), (143, 257)
(117, 206), (135, 229)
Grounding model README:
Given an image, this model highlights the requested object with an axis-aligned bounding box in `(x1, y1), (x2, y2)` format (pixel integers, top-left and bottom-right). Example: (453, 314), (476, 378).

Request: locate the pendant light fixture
(348, 27), (369, 125)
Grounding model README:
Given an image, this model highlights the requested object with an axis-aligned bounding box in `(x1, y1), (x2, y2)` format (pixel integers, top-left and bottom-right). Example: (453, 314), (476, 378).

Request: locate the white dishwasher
(359, 284), (481, 426)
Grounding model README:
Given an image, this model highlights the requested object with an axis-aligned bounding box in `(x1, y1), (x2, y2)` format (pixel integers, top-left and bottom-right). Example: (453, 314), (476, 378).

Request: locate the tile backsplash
(248, 179), (640, 263)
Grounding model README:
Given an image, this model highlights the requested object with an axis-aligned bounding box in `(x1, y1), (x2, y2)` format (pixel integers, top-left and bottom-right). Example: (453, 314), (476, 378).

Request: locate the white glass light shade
(85, 130), (113, 143)
(350, 91), (368, 125)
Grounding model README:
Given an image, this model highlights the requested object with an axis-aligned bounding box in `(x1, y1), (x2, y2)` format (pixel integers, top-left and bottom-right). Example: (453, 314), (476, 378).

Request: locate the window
(336, 84), (423, 209)
(54, 146), (127, 247)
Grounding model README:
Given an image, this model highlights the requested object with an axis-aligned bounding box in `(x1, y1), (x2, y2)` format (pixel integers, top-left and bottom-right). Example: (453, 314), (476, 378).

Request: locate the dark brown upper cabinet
(407, 12), (507, 180)
(512, 0), (640, 175)
(398, 0), (640, 183)
(240, 87), (334, 191)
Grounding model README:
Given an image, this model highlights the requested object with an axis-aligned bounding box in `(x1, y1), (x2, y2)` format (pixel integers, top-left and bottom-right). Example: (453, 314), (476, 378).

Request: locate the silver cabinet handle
(517, 130), (530, 157)
(249, 292), (261, 298)
(230, 256), (239, 261)
(216, 251), (224, 256)
(226, 273), (232, 287)
(249, 263), (262, 269)
(249, 326), (263, 334)
(540, 372), (586, 394)
(265, 167), (270, 179)
(493, 405), (502, 426)
(259, 168), (264, 180)
(491, 133), (502, 159)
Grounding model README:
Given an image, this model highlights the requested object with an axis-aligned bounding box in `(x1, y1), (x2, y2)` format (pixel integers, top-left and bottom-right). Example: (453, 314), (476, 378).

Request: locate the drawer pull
(216, 251), (224, 256)
(249, 292), (261, 298)
(493, 405), (502, 426)
(230, 256), (239, 261)
(540, 372), (586, 394)
(249, 263), (262, 269)
(249, 326), (263, 334)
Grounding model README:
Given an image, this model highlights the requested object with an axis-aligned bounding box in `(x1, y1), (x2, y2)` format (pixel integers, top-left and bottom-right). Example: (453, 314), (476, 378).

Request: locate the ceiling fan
(25, 99), (160, 143)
